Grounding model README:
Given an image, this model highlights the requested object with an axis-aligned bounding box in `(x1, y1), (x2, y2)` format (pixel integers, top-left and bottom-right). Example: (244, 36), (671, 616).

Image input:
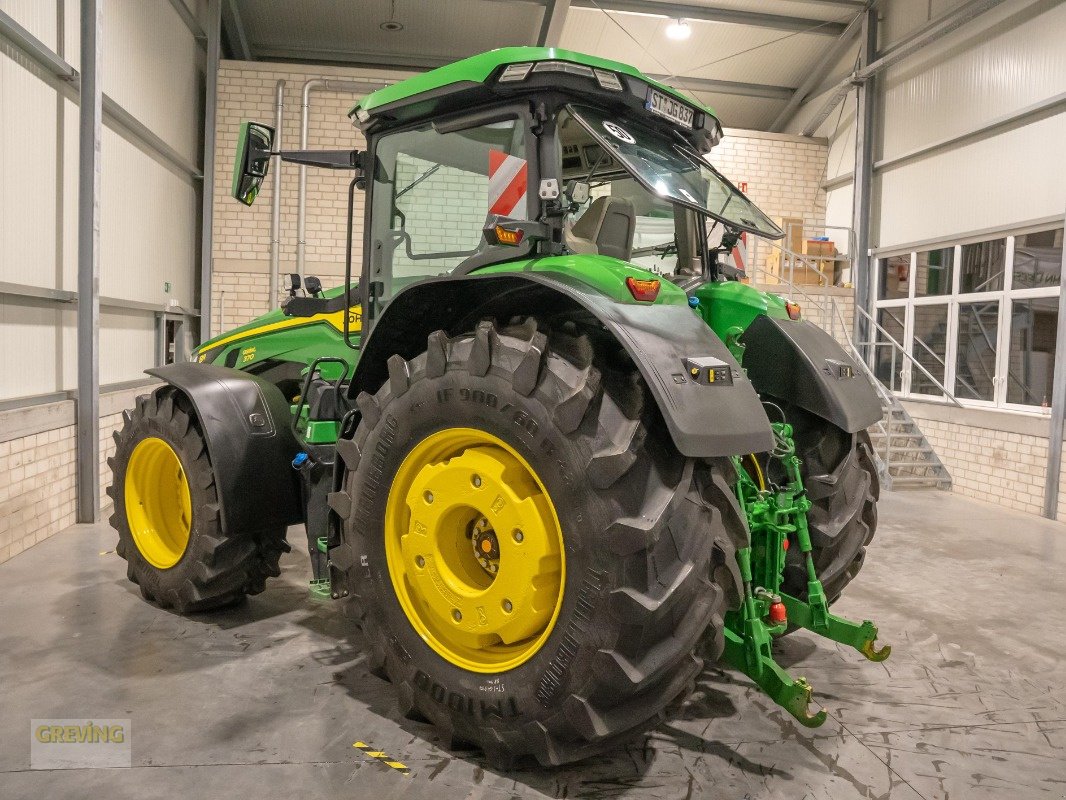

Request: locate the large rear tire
(333, 319), (746, 766)
(107, 387), (289, 612)
(771, 402), (879, 604)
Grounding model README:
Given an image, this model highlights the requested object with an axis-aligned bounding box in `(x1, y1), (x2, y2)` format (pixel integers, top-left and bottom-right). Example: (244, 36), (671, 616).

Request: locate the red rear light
(626, 276), (660, 302)
(785, 301), (802, 320)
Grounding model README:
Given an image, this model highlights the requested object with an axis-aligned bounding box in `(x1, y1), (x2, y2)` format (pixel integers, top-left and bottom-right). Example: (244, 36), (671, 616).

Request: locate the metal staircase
(869, 393), (952, 489)
(747, 241), (955, 491)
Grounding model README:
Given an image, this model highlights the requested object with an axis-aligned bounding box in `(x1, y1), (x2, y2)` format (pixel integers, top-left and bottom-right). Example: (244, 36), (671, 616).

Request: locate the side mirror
(231, 121), (275, 206)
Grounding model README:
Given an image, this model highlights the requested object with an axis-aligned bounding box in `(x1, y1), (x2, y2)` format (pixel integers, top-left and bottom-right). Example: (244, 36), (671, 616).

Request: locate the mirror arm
(275, 149), (363, 170)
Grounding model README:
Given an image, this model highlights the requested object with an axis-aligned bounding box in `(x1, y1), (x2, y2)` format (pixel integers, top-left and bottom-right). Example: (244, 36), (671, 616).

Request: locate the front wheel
(107, 387), (289, 612)
(334, 319), (746, 766)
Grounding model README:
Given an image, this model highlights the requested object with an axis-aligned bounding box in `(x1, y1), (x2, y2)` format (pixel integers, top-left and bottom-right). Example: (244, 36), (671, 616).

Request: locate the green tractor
(108, 47), (887, 766)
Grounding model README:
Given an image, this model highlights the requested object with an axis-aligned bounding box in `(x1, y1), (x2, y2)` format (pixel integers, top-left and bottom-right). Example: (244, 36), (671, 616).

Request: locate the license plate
(645, 88), (694, 128)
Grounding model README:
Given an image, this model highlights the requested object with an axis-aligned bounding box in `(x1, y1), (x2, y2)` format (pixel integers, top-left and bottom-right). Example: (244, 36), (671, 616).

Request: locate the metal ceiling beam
(769, 8), (864, 132)
(537, 0), (571, 46)
(221, 0), (252, 60)
(567, 0), (848, 35)
(801, 0), (1006, 136)
(255, 44), (793, 101)
(255, 45), (450, 71)
(776, 0), (865, 7)
(648, 73), (794, 100)
(165, 0), (207, 45)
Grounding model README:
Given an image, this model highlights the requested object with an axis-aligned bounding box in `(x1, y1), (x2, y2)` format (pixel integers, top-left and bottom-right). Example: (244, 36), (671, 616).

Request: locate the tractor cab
(229, 48), (789, 344)
(346, 47), (784, 326)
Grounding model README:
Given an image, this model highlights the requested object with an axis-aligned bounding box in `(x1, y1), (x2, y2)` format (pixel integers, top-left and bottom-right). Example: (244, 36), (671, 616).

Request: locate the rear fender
(739, 316), (882, 433)
(349, 273), (774, 457)
(146, 363), (304, 534)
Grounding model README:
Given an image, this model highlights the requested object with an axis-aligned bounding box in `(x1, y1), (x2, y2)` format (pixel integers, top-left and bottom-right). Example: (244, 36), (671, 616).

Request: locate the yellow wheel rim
(124, 437), (193, 569)
(385, 428), (565, 673)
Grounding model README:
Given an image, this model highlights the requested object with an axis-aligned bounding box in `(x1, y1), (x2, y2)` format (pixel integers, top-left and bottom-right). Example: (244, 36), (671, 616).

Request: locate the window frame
(873, 224), (1063, 415)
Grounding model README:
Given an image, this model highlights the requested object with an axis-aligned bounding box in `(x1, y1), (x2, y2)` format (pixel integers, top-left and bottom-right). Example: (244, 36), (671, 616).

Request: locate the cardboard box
(803, 239), (835, 257)
(772, 216), (804, 253)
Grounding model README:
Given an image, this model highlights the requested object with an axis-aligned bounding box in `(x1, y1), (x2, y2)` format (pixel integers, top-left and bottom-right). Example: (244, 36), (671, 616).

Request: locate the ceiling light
(666, 18), (691, 40)
(380, 0), (403, 32)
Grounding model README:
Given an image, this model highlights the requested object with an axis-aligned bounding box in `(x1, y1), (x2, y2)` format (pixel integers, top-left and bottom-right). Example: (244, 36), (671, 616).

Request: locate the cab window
(369, 117), (526, 303)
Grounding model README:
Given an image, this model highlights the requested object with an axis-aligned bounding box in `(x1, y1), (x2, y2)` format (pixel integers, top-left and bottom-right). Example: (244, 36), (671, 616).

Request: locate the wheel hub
(384, 428), (565, 673)
(124, 437), (192, 570)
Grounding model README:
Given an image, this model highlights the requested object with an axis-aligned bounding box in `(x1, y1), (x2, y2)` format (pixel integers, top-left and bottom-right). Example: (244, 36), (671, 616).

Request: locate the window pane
(1013, 228), (1063, 290)
(877, 255), (909, 300)
(911, 304), (949, 395)
(874, 307), (906, 392)
(954, 301), (999, 401)
(915, 247), (954, 297)
(1007, 297), (1057, 407)
(371, 118), (525, 300)
(959, 238), (1005, 293)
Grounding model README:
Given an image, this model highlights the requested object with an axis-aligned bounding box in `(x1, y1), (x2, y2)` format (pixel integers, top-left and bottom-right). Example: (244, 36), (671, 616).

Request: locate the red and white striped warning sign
(732, 231), (748, 273)
(488, 150), (528, 218)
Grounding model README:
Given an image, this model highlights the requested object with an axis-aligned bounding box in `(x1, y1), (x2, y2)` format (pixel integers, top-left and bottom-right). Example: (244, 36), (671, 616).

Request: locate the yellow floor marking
(353, 741), (411, 776)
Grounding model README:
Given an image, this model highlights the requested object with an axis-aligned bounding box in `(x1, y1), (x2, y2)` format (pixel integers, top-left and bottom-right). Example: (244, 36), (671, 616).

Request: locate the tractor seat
(565, 196), (636, 261)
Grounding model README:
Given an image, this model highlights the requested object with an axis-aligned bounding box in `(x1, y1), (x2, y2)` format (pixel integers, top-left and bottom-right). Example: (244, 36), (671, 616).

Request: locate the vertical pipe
(199, 0), (221, 342)
(1041, 210), (1066, 519)
(76, 0), (102, 523)
(296, 78), (324, 282)
(851, 8), (877, 357)
(269, 79), (285, 309)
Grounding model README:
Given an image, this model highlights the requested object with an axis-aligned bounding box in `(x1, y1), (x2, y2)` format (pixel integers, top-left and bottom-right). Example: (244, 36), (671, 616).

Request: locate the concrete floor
(1, 490), (1064, 800)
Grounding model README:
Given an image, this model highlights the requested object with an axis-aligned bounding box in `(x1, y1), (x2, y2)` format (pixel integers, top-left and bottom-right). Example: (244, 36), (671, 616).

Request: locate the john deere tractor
(108, 47), (887, 766)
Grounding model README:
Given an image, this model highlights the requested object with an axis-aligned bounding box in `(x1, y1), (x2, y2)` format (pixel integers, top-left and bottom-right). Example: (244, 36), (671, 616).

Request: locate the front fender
(350, 272), (774, 457)
(146, 363), (303, 534)
(739, 316), (882, 433)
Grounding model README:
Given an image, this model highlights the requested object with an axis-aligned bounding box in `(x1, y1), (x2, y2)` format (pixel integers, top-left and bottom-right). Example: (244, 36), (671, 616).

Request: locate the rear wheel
(107, 387), (289, 612)
(333, 319), (746, 766)
(769, 402), (879, 604)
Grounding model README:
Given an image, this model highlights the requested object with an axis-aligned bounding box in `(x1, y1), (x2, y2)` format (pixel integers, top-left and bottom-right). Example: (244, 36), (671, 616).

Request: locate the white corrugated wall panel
(100, 309), (156, 384)
(825, 110), (855, 182)
(61, 98), (78, 292)
(0, 0), (57, 51)
(823, 184), (854, 254)
(100, 127), (197, 307)
(103, 0), (201, 165)
(881, 1), (1066, 163)
(0, 300), (66, 400)
(0, 52), (59, 288)
(877, 111), (1066, 248)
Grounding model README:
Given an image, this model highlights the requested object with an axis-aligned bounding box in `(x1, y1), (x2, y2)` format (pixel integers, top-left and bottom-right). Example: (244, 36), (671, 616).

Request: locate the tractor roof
(351, 46), (717, 130)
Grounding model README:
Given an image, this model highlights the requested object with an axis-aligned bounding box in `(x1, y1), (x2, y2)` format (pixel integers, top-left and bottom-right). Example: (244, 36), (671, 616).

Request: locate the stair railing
(745, 261), (963, 477)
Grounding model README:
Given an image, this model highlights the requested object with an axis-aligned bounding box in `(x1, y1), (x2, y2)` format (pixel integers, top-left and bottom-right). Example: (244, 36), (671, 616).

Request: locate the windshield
(567, 104), (783, 240)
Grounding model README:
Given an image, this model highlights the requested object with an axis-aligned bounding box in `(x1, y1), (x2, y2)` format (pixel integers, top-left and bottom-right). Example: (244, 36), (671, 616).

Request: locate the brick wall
(901, 402), (1065, 520)
(0, 426), (76, 563)
(712, 129), (830, 277)
(0, 384), (160, 564)
(210, 60), (830, 329)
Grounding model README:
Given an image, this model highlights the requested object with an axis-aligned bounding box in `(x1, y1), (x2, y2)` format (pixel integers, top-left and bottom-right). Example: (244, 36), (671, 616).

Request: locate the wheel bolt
(415, 555), (425, 568)
(472, 474), (482, 488)
(423, 490), (433, 504)
(452, 609), (462, 622)
(513, 529), (524, 543)
(502, 599), (513, 613)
